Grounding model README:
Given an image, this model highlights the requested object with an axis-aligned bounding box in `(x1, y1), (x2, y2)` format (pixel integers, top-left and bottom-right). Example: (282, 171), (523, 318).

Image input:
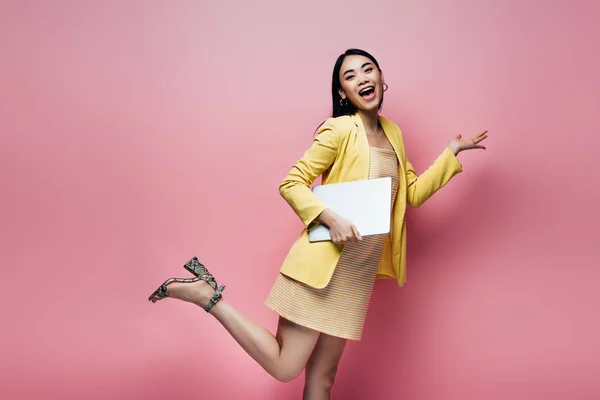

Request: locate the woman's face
(338, 54), (384, 112)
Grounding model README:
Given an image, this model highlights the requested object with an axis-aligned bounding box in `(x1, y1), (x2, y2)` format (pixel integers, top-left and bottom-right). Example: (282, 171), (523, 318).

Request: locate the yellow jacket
(278, 113), (463, 288)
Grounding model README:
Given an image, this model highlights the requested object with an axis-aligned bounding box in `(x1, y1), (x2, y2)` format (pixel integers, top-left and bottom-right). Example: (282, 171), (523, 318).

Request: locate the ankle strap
(204, 285), (226, 313)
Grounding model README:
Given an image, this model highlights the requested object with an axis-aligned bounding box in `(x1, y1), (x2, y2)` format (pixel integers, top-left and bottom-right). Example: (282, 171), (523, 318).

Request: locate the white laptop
(308, 177), (392, 242)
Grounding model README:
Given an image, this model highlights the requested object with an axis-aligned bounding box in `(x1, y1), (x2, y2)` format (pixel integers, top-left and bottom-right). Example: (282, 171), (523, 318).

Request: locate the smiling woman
(332, 49), (387, 118)
(148, 49), (489, 399)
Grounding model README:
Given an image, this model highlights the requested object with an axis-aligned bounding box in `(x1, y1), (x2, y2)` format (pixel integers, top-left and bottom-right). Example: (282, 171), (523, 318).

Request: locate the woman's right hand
(317, 209), (362, 245)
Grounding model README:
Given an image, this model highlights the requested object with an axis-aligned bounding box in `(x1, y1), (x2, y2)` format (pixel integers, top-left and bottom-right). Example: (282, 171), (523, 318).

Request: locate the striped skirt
(264, 147), (399, 340)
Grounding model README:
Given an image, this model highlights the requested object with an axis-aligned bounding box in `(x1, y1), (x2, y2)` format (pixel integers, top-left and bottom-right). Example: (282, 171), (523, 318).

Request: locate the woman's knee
(273, 366), (303, 383)
(305, 363), (339, 389)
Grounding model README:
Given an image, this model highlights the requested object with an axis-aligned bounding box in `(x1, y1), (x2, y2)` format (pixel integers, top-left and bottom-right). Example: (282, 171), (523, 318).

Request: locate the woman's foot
(160, 279), (217, 308)
(149, 257), (226, 311)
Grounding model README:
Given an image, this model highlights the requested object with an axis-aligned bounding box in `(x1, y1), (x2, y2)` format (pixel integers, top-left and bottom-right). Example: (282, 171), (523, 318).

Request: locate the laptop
(308, 177), (392, 242)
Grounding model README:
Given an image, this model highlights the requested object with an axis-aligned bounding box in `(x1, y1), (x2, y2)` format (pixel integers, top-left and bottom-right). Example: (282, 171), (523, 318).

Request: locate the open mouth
(359, 86), (375, 97)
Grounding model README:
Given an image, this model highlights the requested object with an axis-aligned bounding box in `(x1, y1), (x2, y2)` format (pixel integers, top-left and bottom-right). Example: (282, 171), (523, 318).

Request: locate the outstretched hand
(448, 130), (488, 155)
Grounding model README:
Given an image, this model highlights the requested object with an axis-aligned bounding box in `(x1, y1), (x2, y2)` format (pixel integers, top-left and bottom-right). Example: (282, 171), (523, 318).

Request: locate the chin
(356, 102), (380, 112)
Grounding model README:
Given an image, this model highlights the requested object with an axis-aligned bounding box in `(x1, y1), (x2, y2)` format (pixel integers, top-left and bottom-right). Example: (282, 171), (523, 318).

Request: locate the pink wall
(2, 0), (598, 399)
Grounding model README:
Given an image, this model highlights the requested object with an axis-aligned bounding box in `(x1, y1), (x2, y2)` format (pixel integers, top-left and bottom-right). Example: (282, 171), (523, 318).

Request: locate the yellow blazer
(278, 113), (463, 288)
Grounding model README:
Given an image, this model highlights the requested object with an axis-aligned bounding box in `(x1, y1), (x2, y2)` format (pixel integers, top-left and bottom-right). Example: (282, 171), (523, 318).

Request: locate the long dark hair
(331, 48), (384, 117)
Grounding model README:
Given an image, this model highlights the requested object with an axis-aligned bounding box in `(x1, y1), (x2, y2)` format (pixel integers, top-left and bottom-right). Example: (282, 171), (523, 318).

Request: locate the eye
(345, 75), (355, 80)
(365, 67), (373, 73)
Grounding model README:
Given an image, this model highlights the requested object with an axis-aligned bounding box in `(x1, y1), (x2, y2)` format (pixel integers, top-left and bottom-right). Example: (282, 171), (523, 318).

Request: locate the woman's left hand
(448, 130), (488, 155)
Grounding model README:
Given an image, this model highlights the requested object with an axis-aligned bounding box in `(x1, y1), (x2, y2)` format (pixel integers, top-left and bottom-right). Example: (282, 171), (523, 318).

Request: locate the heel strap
(204, 285), (226, 313)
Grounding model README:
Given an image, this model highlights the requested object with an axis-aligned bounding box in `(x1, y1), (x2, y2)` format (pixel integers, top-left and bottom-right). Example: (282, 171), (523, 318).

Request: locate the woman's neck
(357, 110), (380, 134)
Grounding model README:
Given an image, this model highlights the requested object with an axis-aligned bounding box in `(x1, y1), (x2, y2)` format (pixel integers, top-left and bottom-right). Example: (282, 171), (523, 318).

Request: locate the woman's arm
(279, 119), (363, 244)
(406, 147), (463, 207)
(279, 119), (340, 230)
(406, 130), (488, 207)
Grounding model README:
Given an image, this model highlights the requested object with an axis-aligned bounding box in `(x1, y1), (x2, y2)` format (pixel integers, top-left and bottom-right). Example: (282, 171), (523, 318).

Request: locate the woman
(149, 49), (488, 399)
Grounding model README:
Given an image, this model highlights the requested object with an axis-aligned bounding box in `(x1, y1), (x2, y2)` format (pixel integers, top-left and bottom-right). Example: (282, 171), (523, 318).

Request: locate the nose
(358, 72), (370, 86)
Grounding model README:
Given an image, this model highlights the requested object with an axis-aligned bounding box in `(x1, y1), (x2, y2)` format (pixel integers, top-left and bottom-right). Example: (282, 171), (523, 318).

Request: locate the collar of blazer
(348, 113), (406, 177)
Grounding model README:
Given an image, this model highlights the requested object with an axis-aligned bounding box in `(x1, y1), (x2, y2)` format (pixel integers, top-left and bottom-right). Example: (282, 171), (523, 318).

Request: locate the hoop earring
(340, 98), (348, 107)
(383, 83), (389, 92)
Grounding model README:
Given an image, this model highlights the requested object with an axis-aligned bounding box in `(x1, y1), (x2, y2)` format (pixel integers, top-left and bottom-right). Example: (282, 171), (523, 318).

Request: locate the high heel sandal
(148, 256), (226, 313)
(183, 256), (211, 277)
(182, 257), (226, 312)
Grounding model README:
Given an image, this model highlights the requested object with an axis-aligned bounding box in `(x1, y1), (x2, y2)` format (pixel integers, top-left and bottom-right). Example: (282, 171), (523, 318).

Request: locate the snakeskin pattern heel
(183, 256), (210, 276)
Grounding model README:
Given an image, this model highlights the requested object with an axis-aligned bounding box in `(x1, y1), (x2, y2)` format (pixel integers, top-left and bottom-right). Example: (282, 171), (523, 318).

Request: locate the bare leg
(302, 333), (347, 400)
(165, 280), (320, 382)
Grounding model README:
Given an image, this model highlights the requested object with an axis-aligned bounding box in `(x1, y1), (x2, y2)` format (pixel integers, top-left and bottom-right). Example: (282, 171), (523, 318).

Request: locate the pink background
(1, 0), (599, 399)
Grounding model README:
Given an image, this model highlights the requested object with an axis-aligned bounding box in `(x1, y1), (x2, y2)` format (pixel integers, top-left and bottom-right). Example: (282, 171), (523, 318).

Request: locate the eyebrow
(343, 62), (373, 76)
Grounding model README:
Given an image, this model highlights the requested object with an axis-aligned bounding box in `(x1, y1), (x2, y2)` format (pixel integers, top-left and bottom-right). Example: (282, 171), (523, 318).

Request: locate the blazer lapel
(351, 114), (371, 179)
(379, 117), (406, 178)
(351, 114), (406, 180)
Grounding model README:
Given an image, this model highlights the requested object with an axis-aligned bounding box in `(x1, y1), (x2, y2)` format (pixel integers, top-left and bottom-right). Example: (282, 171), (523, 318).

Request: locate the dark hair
(331, 48), (384, 117)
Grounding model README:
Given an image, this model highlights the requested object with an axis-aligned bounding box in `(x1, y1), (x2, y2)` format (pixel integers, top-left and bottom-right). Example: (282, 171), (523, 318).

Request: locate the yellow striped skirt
(265, 147), (399, 340)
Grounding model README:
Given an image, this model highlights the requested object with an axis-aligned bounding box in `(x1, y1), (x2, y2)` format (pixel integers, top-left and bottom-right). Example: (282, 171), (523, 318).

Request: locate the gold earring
(340, 98), (348, 106)
(383, 83), (389, 92)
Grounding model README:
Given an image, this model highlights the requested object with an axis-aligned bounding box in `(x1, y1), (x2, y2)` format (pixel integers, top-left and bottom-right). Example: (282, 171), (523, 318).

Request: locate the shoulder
(317, 115), (356, 133)
(313, 116), (356, 146)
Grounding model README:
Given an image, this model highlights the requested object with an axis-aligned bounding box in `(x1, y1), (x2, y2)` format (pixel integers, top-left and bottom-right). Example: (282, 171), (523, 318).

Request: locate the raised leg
(165, 280), (320, 382)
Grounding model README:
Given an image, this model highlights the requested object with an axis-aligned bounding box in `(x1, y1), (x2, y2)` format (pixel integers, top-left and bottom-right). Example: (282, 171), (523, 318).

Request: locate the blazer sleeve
(279, 119), (341, 230)
(406, 147), (463, 207)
